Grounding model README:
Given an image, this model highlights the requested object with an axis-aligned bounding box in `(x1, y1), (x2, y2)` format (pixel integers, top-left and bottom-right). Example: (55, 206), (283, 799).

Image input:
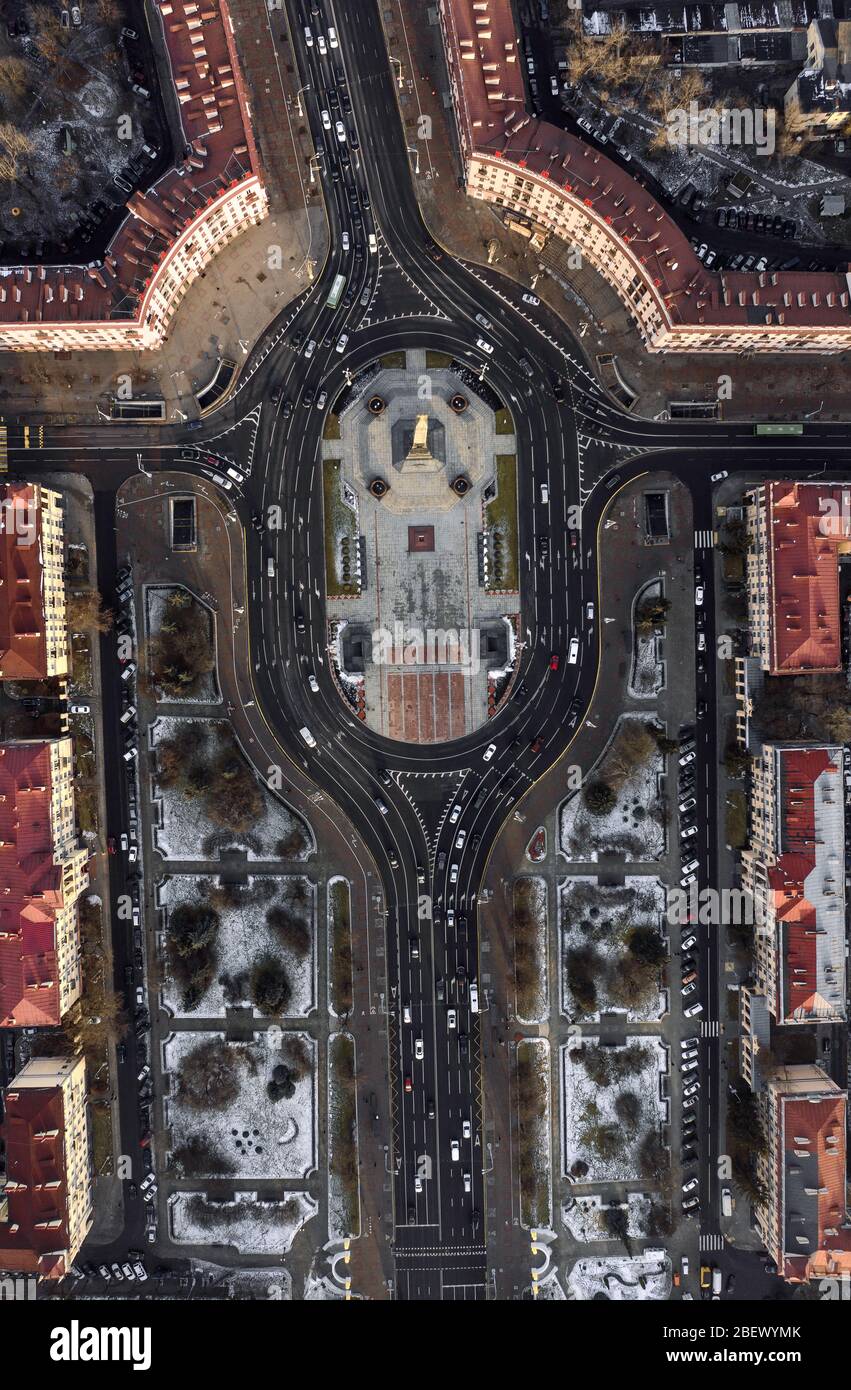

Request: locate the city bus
(326, 273), (346, 309)
(753, 423), (803, 436)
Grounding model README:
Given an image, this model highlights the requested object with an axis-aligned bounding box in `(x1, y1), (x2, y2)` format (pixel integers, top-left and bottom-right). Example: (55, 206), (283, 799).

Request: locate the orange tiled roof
(764, 482), (851, 674)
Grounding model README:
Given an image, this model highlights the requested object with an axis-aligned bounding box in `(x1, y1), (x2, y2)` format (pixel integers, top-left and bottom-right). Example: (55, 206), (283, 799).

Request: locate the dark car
(296, 612), (306, 634)
(458, 1032), (468, 1055)
(290, 330), (304, 349)
(251, 512), (264, 533)
(303, 389), (314, 408)
(513, 681), (528, 703)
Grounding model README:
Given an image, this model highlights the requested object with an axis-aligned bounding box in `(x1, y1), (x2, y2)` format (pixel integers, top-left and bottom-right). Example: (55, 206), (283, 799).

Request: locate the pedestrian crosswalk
(699, 1232), (725, 1252)
(694, 529), (716, 549)
(700, 1020), (720, 1038)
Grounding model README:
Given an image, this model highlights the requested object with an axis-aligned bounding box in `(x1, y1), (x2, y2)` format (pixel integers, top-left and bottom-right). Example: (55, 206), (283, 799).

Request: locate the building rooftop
(761, 482), (851, 674)
(0, 484), (51, 681)
(0, 743), (75, 1029)
(0, 0), (261, 335)
(766, 746), (846, 1022)
(0, 1058), (81, 1279)
(445, 0), (851, 334)
(768, 1065), (851, 1282)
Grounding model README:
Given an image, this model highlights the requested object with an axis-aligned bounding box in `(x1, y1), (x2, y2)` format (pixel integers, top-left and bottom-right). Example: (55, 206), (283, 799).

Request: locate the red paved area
(384, 670), (469, 743)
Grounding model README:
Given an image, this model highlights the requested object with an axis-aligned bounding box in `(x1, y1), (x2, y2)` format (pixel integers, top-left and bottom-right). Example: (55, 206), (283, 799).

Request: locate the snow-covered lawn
(630, 633), (664, 699)
(567, 1254), (671, 1301)
(327, 1032), (359, 1241)
(561, 1038), (666, 1183)
(560, 717), (666, 862)
(150, 717), (314, 862)
(513, 875), (548, 1025)
(159, 875), (316, 1020)
(560, 876), (666, 1023)
(163, 1031), (317, 1180)
(145, 585), (220, 705)
(170, 1190), (317, 1253)
(562, 1191), (655, 1244)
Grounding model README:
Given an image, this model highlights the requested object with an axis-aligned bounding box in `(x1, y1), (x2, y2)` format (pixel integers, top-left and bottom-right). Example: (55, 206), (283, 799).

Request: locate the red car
(549, 654), (559, 671)
(404, 1077), (413, 1094)
(530, 737), (544, 753)
(107, 837), (116, 855)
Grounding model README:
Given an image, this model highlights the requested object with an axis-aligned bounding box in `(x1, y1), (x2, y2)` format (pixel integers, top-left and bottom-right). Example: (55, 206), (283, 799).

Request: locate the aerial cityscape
(2, 0), (851, 1349)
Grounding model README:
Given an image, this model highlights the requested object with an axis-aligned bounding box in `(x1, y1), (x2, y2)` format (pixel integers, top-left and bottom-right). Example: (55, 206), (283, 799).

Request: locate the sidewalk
(381, 0), (851, 423)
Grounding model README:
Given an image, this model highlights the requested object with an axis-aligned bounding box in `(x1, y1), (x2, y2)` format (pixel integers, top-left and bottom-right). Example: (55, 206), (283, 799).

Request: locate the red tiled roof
(775, 1085), (851, 1282)
(0, 743), (72, 1029)
(0, 1079), (70, 1278)
(0, 484), (48, 681)
(764, 482), (851, 674)
(442, 0), (851, 335)
(765, 747), (843, 1022)
(0, 0), (262, 334)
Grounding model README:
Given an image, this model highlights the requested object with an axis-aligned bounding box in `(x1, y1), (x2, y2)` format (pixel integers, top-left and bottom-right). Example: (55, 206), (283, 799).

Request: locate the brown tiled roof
(0, 485), (48, 681)
(0, 0), (262, 334)
(0, 1079), (70, 1278)
(443, 0), (851, 334)
(0, 743), (71, 1029)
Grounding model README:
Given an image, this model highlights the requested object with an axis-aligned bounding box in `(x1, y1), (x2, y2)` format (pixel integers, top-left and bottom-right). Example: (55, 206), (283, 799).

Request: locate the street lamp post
(390, 56), (404, 89)
(407, 144), (420, 175)
(292, 83), (311, 117)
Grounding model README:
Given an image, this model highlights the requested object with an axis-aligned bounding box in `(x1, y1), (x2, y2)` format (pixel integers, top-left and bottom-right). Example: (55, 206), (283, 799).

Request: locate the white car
(679, 796), (696, 813)
(522, 293), (540, 305)
(682, 935), (697, 951)
(308, 674), (319, 692)
(462, 1119), (471, 1139)
(463, 1172), (472, 1193)
(450, 864), (459, 884)
(455, 829), (466, 849)
(70, 703), (90, 714)
(447, 1009), (457, 1030)
(697, 632), (706, 652)
(304, 25), (313, 45)
(682, 980), (698, 996)
(336, 333), (348, 353)
(120, 833), (129, 851)
(679, 749), (696, 767)
(585, 601), (594, 621)
(317, 33), (327, 54)
(682, 1178), (699, 1194)
(475, 337), (494, 355)
(695, 584), (705, 606)
(483, 743), (496, 762)
(341, 231), (350, 251)
(414, 1175), (422, 1193)
(684, 1002), (703, 1018)
(321, 109), (331, 130)
(450, 1139), (460, 1161)
(711, 471), (728, 482)
(335, 120), (347, 144)
(446, 909), (455, 928)
(328, 25), (338, 47)
(414, 1036), (424, 1061)
(449, 804), (461, 824)
(129, 845), (138, 863)
(683, 1095), (698, 1109)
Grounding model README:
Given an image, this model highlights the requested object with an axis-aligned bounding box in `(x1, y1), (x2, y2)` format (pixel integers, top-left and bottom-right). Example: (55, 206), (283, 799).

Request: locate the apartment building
(754, 1065), (851, 1281)
(785, 17), (851, 137)
(0, 1055), (92, 1279)
(583, 1), (813, 67)
(0, 483), (68, 681)
(0, 739), (89, 1029)
(745, 480), (851, 675)
(0, 0), (267, 352)
(741, 742), (846, 1025)
(437, 0), (851, 352)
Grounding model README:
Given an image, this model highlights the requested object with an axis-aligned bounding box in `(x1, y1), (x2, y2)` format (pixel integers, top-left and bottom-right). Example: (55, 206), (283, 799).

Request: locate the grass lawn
(380, 351), (407, 370)
(484, 455), (519, 591)
(425, 350), (452, 369)
(494, 407), (515, 434)
(722, 551), (744, 583)
(322, 461), (360, 598)
(90, 1103), (114, 1176)
(322, 414), (341, 440)
(726, 787), (748, 849)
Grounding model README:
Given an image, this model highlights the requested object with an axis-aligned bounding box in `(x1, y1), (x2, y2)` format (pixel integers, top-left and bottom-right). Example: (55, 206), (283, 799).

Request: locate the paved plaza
(322, 349), (520, 742)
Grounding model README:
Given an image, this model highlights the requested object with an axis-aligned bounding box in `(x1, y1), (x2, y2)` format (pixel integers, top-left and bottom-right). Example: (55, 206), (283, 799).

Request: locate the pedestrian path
(701, 1019), (721, 1038)
(699, 1232), (725, 1252)
(694, 528), (716, 549)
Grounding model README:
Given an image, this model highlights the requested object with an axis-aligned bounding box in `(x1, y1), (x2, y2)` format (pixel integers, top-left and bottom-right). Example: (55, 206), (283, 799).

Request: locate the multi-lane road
(9, 0), (851, 1299)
